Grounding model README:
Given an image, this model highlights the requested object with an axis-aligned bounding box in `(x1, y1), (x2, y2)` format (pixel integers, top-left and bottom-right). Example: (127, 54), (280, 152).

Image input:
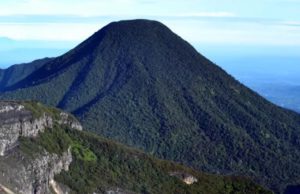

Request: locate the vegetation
(71, 142), (97, 162)
(21, 101), (61, 119)
(19, 125), (72, 156)
(0, 58), (51, 91)
(0, 20), (299, 193)
(19, 122), (272, 194)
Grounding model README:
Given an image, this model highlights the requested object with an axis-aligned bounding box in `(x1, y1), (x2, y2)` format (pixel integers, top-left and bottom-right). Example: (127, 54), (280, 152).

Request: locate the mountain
(0, 19), (300, 193)
(0, 57), (51, 90)
(0, 101), (271, 194)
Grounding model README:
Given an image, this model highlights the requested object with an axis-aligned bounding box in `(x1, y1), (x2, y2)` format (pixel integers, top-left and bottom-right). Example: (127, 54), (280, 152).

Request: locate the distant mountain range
(0, 19), (300, 193)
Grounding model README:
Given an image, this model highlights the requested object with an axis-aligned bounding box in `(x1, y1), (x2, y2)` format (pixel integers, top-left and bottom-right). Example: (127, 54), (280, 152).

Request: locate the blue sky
(0, 0), (300, 67)
(0, 0), (300, 44)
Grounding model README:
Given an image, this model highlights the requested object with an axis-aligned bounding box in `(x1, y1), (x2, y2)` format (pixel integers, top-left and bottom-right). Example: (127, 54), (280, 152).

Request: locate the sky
(0, 0), (299, 111)
(0, 0), (300, 67)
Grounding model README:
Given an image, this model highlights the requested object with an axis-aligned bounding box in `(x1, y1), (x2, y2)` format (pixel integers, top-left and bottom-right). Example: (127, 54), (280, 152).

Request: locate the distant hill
(0, 20), (300, 193)
(0, 58), (51, 90)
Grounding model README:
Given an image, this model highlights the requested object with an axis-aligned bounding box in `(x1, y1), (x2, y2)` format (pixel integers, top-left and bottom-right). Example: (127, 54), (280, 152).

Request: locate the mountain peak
(1, 20), (300, 193)
(96, 19), (169, 35)
(83, 19), (180, 51)
(4, 18), (201, 89)
(104, 19), (167, 29)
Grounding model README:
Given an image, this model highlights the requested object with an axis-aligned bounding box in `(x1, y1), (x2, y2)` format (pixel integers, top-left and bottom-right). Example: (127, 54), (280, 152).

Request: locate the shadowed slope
(0, 58), (51, 91)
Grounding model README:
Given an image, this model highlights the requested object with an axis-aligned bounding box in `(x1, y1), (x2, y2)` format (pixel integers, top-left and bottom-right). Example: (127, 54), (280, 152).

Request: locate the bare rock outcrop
(0, 148), (72, 194)
(169, 171), (198, 185)
(0, 101), (82, 156)
(0, 101), (82, 194)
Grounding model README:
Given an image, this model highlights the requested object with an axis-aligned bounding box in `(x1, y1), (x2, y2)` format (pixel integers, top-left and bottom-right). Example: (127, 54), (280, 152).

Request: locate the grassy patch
(72, 142), (97, 162)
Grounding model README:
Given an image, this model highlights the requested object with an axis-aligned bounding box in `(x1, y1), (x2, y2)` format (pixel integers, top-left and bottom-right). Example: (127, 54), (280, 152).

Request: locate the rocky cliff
(0, 101), (82, 156)
(0, 102), (272, 194)
(0, 101), (82, 194)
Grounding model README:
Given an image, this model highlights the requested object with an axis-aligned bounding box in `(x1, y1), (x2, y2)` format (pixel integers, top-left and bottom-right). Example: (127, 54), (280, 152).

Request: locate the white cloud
(279, 21), (300, 26)
(0, 0), (299, 46)
(0, 0), (235, 17)
(1, 16), (300, 47)
(0, 23), (103, 41)
(0, 0), (151, 16)
(164, 19), (300, 46)
(174, 12), (236, 18)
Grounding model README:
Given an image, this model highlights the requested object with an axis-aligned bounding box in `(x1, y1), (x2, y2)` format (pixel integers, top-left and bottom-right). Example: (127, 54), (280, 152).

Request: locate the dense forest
(19, 102), (271, 194)
(0, 20), (299, 193)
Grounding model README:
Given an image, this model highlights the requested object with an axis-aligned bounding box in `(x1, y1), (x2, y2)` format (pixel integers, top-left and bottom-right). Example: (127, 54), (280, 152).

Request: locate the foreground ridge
(0, 101), (272, 194)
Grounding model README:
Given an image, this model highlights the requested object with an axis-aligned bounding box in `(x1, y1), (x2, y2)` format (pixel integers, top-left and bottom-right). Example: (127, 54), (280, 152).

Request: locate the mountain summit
(1, 20), (300, 193)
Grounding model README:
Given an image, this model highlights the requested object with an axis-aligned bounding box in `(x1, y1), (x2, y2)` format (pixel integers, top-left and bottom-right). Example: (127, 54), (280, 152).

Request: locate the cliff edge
(0, 101), (82, 194)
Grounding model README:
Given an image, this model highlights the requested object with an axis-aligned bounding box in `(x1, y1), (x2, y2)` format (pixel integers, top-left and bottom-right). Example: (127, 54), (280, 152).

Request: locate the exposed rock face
(105, 188), (137, 194)
(0, 101), (82, 194)
(0, 148), (72, 194)
(169, 171), (198, 185)
(0, 101), (82, 156)
(0, 183), (15, 194)
(183, 176), (198, 185)
(58, 112), (82, 131)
